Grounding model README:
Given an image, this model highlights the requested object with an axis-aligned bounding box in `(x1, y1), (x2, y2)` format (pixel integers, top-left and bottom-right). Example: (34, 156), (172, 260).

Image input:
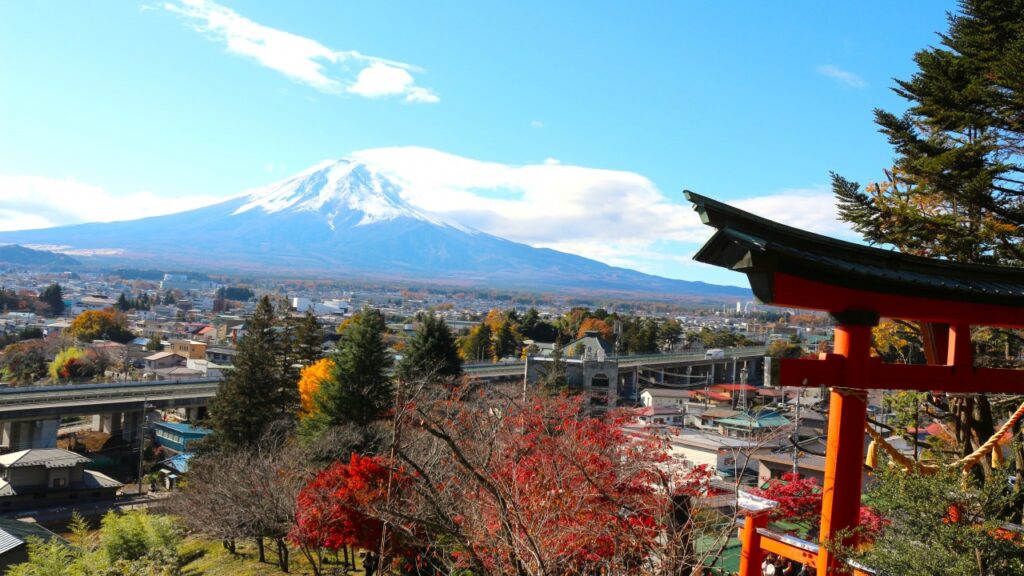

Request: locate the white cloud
(817, 64), (866, 89)
(348, 63), (415, 98)
(160, 0), (438, 103)
(530, 120), (544, 129)
(350, 147), (855, 275)
(0, 175), (221, 232)
(731, 187), (855, 238)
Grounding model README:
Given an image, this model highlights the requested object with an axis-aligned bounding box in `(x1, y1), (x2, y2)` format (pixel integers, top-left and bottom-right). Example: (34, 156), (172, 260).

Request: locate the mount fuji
(0, 159), (748, 298)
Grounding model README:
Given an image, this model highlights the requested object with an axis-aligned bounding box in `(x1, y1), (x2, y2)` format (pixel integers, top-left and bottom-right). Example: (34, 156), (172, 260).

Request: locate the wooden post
(818, 313), (875, 576)
(738, 510), (770, 576)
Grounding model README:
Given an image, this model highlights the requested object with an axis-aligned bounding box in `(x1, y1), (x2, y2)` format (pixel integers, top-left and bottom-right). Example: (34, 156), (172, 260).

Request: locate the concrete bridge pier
(92, 412), (124, 436)
(1, 419), (60, 450)
(185, 406), (206, 422)
(121, 411), (143, 443)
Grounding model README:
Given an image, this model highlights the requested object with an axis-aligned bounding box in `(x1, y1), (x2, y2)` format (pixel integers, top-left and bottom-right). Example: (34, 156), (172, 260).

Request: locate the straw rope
(863, 399), (1024, 474)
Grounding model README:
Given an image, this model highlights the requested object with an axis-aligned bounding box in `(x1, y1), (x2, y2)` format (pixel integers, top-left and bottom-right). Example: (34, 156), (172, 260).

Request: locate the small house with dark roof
(0, 518), (67, 571)
(0, 449), (121, 511)
(565, 330), (614, 361)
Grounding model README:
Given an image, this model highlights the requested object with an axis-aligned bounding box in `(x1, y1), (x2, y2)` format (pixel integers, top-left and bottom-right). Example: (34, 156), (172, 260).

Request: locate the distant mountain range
(0, 159), (750, 300)
(0, 245), (79, 267)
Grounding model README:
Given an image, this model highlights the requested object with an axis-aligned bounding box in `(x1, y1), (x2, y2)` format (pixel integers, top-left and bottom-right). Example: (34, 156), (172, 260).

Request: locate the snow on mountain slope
(0, 157), (750, 298)
(232, 159), (470, 231)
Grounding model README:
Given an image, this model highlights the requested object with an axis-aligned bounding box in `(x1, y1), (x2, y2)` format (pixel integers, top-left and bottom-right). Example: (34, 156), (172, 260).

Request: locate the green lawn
(178, 537), (365, 576)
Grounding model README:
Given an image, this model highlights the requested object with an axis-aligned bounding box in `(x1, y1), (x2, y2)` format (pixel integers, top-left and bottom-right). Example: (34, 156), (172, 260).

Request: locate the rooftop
(687, 191), (1024, 326)
(0, 449), (90, 469)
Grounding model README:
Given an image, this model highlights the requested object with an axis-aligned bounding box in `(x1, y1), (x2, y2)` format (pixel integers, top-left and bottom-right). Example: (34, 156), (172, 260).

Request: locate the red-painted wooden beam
(771, 273), (1024, 328)
(774, 356), (1024, 394)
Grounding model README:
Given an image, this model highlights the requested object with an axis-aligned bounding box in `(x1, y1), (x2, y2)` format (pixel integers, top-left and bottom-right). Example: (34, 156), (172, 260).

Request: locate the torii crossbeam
(686, 191), (1024, 576)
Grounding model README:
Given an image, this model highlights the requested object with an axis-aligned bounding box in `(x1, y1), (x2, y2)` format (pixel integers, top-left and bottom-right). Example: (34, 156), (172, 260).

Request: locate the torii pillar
(684, 191), (1024, 576)
(817, 313), (875, 574)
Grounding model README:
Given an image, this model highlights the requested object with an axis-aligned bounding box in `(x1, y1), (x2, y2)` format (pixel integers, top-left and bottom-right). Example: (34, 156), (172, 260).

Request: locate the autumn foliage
(753, 472), (886, 539)
(69, 308), (134, 344)
(289, 453), (399, 560)
(290, 388), (717, 575)
(297, 358), (334, 418)
(577, 317), (613, 341)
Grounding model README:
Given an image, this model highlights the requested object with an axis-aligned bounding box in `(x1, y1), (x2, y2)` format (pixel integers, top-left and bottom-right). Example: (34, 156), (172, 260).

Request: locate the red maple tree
(753, 472), (886, 540)
(289, 453), (404, 575)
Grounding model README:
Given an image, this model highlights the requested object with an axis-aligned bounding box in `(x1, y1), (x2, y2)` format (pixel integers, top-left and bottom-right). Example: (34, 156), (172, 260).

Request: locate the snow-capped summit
(0, 157), (749, 298)
(233, 159), (464, 231)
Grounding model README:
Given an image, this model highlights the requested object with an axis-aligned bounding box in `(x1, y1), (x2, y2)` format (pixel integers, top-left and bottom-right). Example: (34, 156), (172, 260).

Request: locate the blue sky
(0, 1), (956, 286)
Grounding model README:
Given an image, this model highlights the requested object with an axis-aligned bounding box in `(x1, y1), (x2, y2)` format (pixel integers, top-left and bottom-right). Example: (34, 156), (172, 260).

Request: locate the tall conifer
(208, 296), (292, 448)
(396, 313), (462, 383)
(831, 0), (1024, 481)
(308, 307), (394, 431)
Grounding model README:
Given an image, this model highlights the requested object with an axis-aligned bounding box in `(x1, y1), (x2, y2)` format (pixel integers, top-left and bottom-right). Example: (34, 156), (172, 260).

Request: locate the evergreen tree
(39, 283), (64, 316)
(307, 307), (394, 431)
(116, 293), (130, 312)
(833, 0), (1024, 264)
(396, 313), (462, 383)
(460, 323), (493, 362)
(293, 310), (323, 367)
(493, 320), (517, 360)
(831, 0), (1024, 483)
(163, 290), (175, 305)
(145, 335), (163, 352)
(207, 297), (293, 448)
(540, 340), (568, 391)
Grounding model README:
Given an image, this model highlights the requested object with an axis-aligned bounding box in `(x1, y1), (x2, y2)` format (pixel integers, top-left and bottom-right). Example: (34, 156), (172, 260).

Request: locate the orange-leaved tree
(297, 358), (335, 418)
(577, 317), (614, 341)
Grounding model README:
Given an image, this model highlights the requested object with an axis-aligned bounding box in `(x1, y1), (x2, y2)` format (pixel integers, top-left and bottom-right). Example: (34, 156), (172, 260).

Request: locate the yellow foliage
(297, 358), (335, 418)
(871, 319), (915, 363)
(483, 309), (506, 332)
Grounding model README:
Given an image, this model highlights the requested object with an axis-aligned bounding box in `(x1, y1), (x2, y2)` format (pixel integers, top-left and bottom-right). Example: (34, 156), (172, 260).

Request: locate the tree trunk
(343, 545), (349, 567)
(277, 538), (289, 573)
(223, 538), (236, 554)
(257, 536), (266, 563)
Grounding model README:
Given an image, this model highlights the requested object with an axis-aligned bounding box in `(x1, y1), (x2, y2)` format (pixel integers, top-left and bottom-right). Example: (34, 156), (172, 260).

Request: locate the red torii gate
(685, 192), (1024, 576)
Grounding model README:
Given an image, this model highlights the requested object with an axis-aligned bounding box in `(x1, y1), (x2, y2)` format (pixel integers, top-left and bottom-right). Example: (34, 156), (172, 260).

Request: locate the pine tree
(832, 0), (1024, 485)
(116, 293), (130, 312)
(541, 340), (568, 391)
(460, 323), (493, 362)
(294, 310), (323, 367)
(39, 284), (64, 316)
(308, 307), (394, 431)
(833, 0), (1024, 264)
(493, 320), (517, 361)
(207, 296), (293, 448)
(396, 313), (462, 383)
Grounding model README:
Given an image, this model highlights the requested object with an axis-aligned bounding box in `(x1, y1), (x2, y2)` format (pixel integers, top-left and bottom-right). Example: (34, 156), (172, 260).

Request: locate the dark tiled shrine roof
(686, 191), (1024, 308)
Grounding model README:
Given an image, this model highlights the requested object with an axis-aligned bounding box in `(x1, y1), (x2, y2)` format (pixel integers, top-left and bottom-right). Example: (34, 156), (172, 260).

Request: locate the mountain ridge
(0, 159), (749, 299)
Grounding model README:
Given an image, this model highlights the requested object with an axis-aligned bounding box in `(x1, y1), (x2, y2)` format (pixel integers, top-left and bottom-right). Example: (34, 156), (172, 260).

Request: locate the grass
(178, 536), (366, 576)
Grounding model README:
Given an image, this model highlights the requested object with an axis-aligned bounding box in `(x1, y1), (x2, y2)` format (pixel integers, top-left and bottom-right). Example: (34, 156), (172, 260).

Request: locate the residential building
(152, 421), (212, 453)
(0, 449), (121, 511)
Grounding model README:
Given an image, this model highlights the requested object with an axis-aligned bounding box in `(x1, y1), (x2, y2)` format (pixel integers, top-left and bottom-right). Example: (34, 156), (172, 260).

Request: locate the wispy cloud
(816, 64), (866, 88)
(159, 0), (439, 103)
(530, 120), (544, 129)
(350, 147), (856, 276)
(0, 176), (220, 231)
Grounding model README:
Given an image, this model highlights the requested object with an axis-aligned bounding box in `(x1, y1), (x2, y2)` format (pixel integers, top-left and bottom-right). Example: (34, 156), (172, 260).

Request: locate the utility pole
(136, 395), (149, 495)
(792, 389), (801, 476)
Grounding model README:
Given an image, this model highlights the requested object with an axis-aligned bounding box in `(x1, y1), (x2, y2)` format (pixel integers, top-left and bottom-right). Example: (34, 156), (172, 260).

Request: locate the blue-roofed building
(152, 421), (211, 453)
(157, 453), (192, 490)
